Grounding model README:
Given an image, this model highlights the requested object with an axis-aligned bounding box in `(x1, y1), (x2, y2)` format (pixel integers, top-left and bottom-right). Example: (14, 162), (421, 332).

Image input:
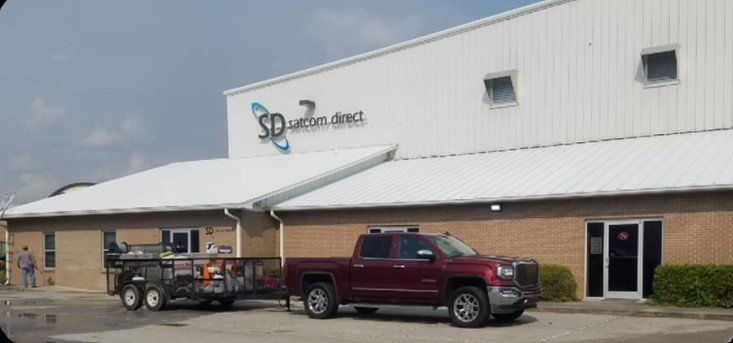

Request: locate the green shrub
(653, 264), (733, 308)
(539, 264), (577, 302)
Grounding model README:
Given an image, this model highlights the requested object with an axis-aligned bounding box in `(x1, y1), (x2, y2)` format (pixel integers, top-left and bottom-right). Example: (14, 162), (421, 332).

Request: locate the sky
(0, 0), (540, 206)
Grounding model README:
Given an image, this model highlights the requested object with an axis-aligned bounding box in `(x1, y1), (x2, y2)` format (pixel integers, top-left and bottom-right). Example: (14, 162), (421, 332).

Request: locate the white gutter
(272, 184), (733, 212)
(223, 209), (243, 258)
(269, 210), (284, 267)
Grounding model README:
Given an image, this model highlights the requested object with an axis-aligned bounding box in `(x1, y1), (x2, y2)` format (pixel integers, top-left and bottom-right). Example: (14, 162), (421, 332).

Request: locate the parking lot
(1, 289), (731, 343)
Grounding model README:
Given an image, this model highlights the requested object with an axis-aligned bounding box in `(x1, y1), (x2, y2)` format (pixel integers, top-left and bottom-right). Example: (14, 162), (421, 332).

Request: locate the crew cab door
(390, 234), (442, 301)
(350, 235), (397, 300)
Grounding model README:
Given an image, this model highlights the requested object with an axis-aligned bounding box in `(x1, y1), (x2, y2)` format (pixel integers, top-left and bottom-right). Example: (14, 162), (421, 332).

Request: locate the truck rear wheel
(448, 286), (490, 328)
(303, 282), (338, 319)
(144, 285), (167, 311)
(120, 284), (143, 311)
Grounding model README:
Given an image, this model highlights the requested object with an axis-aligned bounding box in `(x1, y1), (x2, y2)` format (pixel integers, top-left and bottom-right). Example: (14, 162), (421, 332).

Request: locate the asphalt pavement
(0, 289), (731, 343)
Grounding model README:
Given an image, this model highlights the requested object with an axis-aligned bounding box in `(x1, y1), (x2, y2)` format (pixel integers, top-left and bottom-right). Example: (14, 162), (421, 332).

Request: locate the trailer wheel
(144, 285), (167, 311)
(303, 282), (338, 319)
(120, 284), (143, 310)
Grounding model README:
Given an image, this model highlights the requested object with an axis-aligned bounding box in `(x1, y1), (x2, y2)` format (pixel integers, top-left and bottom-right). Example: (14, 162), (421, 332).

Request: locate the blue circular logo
(251, 102), (290, 151)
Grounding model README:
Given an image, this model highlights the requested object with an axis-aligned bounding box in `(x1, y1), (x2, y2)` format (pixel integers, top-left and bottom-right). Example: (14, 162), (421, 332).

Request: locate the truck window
(360, 236), (392, 258)
(397, 236), (432, 259)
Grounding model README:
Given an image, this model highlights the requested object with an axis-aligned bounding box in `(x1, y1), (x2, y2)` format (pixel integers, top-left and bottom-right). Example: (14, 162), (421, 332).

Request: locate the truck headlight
(497, 265), (514, 280)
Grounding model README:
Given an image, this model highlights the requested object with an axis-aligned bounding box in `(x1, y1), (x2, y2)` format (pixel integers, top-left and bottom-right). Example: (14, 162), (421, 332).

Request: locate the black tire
(120, 284), (143, 311)
(218, 298), (235, 306)
(492, 310), (524, 322)
(143, 285), (167, 311)
(354, 306), (378, 315)
(448, 286), (490, 328)
(303, 282), (339, 319)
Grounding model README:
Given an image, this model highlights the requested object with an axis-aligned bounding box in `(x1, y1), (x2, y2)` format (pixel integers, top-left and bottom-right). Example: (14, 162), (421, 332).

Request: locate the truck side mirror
(417, 250), (435, 261)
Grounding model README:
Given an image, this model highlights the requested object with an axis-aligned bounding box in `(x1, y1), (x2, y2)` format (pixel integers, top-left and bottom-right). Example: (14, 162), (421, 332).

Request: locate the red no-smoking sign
(618, 231), (630, 241)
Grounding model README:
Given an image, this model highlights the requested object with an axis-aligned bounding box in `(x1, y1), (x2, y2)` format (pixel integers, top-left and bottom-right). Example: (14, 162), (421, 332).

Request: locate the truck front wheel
(303, 282), (338, 319)
(448, 286), (490, 328)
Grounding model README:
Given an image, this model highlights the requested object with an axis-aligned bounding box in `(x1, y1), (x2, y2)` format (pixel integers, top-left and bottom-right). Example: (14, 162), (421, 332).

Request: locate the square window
(43, 233), (55, 269)
(643, 50), (677, 84)
(484, 76), (517, 106)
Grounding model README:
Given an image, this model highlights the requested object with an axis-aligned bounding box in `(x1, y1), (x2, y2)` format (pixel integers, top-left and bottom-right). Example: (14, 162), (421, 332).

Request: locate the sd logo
(251, 102), (289, 151)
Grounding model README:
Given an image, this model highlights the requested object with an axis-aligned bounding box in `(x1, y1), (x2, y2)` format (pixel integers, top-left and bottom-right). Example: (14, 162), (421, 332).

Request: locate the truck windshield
(427, 235), (477, 258)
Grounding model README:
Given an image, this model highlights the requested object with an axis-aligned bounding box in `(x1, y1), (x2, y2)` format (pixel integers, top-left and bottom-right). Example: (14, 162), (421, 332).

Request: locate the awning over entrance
(275, 130), (733, 210)
(4, 145), (396, 218)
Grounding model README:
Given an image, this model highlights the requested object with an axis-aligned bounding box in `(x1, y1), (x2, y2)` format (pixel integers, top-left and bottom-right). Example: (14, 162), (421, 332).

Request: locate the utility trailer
(106, 256), (289, 311)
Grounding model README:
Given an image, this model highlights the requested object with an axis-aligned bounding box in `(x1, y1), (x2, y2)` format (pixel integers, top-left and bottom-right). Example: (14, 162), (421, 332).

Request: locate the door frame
(603, 219), (643, 299)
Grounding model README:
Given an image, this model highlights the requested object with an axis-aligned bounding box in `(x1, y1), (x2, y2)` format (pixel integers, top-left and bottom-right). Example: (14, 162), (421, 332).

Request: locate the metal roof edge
(244, 144), (398, 208)
(222, 0), (573, 97)
(272, 184), (733, 212)
(2, 203), (252, 220)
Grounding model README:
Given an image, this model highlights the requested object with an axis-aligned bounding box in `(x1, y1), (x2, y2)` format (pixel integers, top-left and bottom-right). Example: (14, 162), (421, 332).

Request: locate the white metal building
(4, 0), (733, 298)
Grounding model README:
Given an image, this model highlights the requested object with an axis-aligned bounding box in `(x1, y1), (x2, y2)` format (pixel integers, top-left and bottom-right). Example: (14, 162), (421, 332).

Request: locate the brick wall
(279, 191), (733, 298)
(6, 210), (278, 290)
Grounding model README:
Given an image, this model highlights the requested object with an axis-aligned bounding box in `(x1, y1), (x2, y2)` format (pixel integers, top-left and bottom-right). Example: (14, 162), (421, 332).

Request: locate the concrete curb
(529, 305), (733, 321)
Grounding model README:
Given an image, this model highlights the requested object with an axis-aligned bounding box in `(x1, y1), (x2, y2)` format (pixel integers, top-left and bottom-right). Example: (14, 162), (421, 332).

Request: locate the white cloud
(304, 8), (426, 58)
(24, 97), (64, 129)
(17, 173), (57, 201)
(83, 114), (145, 148)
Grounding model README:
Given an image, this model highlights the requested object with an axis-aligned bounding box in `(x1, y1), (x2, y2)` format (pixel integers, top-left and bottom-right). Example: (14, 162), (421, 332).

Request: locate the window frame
(102, 230), (116, 268)
(368, 226), (419, 234)
(161, 228), (200, 253)
(483, 70), (518, 108)
(43, 232), (56, 269)
(641, 45), (679, 87)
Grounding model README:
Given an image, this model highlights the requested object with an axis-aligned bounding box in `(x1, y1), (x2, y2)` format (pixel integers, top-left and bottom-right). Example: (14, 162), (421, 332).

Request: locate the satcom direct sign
(251, 102), (365, 152)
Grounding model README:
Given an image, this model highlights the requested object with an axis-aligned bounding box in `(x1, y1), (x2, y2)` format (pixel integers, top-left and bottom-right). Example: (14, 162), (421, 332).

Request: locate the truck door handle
(392, 265), (405, 269)
(353, 264), (364, 268)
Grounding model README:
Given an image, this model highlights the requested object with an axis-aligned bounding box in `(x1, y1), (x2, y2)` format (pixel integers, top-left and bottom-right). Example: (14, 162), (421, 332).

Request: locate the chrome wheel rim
(307, 288), (328, 314)
(453, 294), (480, 323)
(123, 289), (136, 305)
(147, 290), (160, 307)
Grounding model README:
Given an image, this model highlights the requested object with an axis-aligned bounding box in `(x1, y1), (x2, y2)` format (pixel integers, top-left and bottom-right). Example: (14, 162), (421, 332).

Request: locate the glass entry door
(604, 221), (642, 299)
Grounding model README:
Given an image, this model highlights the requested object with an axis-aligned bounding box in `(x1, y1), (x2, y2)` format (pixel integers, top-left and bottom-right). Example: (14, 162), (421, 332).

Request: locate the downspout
(269, 210), (284, 267)
(224, 209), (243, 258)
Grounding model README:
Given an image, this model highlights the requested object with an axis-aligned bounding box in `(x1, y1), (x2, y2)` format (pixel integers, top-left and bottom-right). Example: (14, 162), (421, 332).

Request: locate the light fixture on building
(490, 203), (502, 212)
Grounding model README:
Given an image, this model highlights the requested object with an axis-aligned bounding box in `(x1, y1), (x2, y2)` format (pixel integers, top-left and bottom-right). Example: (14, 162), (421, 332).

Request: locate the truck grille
(515, 262), (539, 287)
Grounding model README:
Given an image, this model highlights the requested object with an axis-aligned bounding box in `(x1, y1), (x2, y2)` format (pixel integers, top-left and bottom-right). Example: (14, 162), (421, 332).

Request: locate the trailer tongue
(105, 243), (288, 311)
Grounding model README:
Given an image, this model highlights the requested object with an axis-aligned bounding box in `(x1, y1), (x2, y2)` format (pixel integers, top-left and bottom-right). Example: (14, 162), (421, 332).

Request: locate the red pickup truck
(285, 232), (540, 327)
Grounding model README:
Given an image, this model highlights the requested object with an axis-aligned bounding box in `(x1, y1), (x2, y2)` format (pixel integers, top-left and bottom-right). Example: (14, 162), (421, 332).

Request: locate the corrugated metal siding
(275, 130), (733, 209)
(227, 0), (733, 160)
